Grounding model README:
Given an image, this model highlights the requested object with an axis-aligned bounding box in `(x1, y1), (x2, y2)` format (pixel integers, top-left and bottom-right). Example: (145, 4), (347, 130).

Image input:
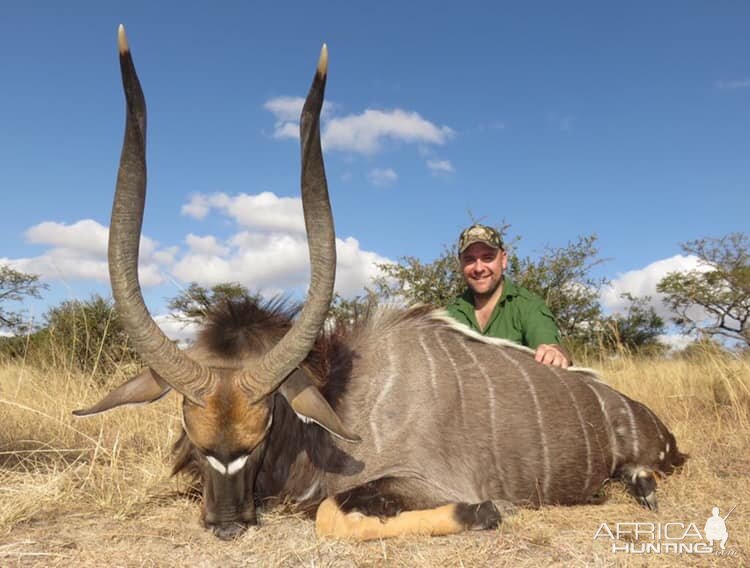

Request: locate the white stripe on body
(370, 335), (397, 454)
(456, 338), (504, 489)
(429, 310), (602, 379)
(497, 348), (550, 502)
(434, 330), (467, 430)
(583, 381), (620, 476)
(614, 391), (640, 458)
(550, 366), (593, 496)
(644, 406), (666, 444)
(417, 329), (438, 402)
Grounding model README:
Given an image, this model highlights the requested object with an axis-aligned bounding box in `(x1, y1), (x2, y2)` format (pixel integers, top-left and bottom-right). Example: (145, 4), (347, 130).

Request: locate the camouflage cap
(458, 223), (503, 254)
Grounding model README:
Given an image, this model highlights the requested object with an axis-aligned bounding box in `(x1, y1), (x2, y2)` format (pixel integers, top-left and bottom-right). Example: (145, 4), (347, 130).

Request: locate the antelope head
(74, 26), (358, 540)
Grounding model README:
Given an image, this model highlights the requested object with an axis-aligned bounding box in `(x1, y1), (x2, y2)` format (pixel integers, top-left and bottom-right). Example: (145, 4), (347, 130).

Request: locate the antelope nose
(210, 521), (248, 541)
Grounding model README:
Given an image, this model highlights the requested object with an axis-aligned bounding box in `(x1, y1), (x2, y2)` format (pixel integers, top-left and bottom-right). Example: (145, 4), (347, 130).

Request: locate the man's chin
(468, 279), (502, 299)
(469, 286), (494, 297)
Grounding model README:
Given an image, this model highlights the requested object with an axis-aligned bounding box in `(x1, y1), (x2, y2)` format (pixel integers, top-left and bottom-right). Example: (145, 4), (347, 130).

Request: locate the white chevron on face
(206, 455), (249, 476)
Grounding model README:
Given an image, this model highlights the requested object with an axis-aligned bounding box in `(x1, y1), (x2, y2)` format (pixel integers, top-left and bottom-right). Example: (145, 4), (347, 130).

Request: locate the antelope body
(75, 27), (685, 541)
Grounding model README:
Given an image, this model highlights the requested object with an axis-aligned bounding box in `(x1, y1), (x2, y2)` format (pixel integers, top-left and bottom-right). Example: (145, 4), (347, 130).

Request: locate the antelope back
(319, 309), (620, 505)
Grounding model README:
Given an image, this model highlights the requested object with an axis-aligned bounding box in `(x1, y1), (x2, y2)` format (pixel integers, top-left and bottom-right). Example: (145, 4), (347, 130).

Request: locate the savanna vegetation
(0, 340), (747, 565)
(0, 231), (748, 565)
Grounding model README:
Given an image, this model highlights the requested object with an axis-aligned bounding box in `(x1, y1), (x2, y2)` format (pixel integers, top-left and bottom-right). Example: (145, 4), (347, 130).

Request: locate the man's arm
(523, 300), (573, 368)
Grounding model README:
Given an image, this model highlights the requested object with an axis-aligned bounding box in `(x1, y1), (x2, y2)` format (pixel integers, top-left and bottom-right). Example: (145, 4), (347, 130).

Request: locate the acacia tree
(600, 293), (665, 354)
(167, 282), (260, 324)
(0, 265), (48, 331)
(371, 246), (466, 307)
(657, 232), (750, 346)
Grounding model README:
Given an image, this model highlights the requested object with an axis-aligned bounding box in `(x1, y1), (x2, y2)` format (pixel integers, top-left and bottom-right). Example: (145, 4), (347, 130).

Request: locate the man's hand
(534, 344), (572, 368)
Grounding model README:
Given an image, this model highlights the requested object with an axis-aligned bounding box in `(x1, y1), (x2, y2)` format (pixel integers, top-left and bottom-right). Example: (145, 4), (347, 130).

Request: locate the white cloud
(4, 251), (109, 283)
(264, 96), (336, 122)
(172, 232), (308, 290)
(335, 237), (391, 296)
(271, 122), (299, 140)
(154, 313), (200, 346)
(153, 246), (179, 266)
(25, 220), (109, 257)
(264, 97), (454, 156)
(264, 97), (337, 140)
(600, 254), (709, 319)
(182, 192), (305, 233)
(716, 78), (750, 90)
(24, 219), (161, 262)
(367, 168), (398, 187)
(657, 333), (695, 352)
(172, 229), (390, 298)
(427, 159), (455, 174)
(264, 96), (306, 122)
(7, 192), (392, 300)
(180, 194), (211, 219)
(4, 219), (171, 286)
(324, 109), (453, 155)
(173, 191), (393, 297)
(185, 234), (229, 256)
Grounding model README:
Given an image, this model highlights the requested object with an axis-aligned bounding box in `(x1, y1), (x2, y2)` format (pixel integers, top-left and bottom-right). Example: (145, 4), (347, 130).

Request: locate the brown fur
(183, 376), (271, 454)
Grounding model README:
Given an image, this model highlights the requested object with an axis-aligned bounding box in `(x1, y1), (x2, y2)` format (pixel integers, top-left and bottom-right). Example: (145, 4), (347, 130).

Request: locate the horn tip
(317, 44), (328, 77)
(118, 24), (130, 55)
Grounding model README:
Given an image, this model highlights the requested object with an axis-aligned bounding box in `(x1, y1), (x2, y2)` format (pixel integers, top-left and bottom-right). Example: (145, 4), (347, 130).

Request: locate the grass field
(1, 350), (748, 566)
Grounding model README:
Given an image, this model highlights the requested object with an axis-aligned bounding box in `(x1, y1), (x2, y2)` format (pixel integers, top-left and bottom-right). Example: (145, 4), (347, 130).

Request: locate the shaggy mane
(198, 297), (301, 359)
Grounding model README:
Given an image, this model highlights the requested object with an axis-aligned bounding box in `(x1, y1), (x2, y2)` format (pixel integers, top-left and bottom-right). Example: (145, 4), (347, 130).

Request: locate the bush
(0, 295), (140, 381)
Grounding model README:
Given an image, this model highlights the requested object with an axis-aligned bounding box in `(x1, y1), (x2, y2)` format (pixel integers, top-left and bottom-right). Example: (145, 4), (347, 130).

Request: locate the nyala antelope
(75, 26), (686, 541)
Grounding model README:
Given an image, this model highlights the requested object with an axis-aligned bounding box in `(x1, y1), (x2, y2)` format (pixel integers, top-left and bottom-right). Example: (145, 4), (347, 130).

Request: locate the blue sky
(1, 2), (748, 341)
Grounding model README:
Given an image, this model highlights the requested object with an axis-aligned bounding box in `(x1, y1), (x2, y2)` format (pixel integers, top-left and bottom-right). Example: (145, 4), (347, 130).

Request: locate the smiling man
(446, 224), (572, 368)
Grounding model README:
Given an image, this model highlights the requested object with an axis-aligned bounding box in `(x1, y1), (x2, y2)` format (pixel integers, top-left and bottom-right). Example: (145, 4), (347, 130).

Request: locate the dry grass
(0, 352), (748, 567)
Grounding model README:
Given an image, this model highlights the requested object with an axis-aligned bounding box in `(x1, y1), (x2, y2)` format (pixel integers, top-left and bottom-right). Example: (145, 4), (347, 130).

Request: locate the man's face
(459, 242), (508, 297)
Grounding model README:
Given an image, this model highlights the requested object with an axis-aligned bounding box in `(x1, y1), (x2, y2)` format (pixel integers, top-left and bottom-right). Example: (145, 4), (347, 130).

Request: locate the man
(446, 223), (572, 368)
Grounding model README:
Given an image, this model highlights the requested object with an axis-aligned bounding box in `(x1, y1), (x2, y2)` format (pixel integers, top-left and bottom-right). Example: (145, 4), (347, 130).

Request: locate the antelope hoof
(454, 501), (502, 530)
(491, 499), (518, 518)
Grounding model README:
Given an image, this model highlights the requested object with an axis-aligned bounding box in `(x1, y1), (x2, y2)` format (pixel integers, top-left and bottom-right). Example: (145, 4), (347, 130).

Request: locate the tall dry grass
(0, 348), (748, 566)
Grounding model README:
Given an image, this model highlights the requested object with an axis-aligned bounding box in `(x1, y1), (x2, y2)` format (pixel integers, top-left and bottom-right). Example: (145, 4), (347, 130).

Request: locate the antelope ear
(73, 368), (171, 417)
(278, 368), (361, 443)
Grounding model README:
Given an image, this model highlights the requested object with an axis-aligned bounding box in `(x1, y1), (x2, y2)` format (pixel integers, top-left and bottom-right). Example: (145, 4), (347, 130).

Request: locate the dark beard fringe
(171, 429), (201, 485)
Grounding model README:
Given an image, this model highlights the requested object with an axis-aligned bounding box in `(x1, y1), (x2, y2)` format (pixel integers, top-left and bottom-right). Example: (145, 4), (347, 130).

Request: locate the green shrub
(0, 294), (141, 381)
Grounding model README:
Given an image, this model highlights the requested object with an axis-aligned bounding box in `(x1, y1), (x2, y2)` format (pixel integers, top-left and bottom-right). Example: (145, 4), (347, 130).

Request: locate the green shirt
(445, 279), (561, 349)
